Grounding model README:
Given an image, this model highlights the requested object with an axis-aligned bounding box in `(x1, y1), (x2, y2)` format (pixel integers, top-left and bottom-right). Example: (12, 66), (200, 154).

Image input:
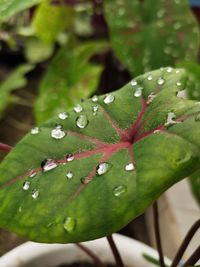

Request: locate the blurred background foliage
(0, 0), (200, 204)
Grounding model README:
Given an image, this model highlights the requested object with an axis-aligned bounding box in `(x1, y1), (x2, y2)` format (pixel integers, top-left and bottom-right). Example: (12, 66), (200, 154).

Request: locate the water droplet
(29, 170), (37, 178)
(42, 159), (58, 172)
(153, 129), (161, 134)
(176, 81), (182, 87)
(176, 90), (186, 99)
(147, 75), (153, 81)
(164, 112), (178, 126)
(74, 104), (83, 113)
(96, 162), (111, 176)
(166, 67), (173, 73)
(63, 217), (76, 232)
(32, 189), (40, 199)
(23, 181), (31, 190)
(134, 87), (143, 97)
(31, 127), (40, 135)
(76, 115), (88, 129)
(176, 152), (191, 165)
(92, 95), (98, 102)
(147, 92), (157, 104)
(125, 163), (135, 171)
(157, 78), (165, 86)
(58, 112), (68, 120)
(113, 185), (127, 197)
(51, 126), (66, 139)
(195, 113), (200, 121)
(92, 105), (98, 115)
(66, 154), (74, 162)
(131, 80), (137, 86)
(80, 177), (90, 184)
(104, 94), (115, 104)
(66, 171), (73, 179)
(175, 70), (180, 74)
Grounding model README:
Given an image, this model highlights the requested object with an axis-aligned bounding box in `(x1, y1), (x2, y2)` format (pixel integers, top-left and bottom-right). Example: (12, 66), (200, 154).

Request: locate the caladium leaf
(34, 42), (108, 123)
(0, 64), (34, 119)
(0, 0), (41, 22)
(104, 0), (199, 76)
(0, 67), (200, 243)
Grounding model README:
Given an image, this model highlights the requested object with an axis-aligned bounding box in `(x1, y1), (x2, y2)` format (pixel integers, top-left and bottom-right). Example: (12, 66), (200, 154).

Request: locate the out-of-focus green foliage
(34, 42), (109, 123)
(0, 64), (34, 118)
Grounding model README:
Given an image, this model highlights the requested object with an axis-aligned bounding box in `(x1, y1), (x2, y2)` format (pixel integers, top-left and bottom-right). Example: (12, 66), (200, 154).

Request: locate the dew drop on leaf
(66, 171), (73, 179)
(147, 92), (157, 104)
(113, 185), (127, 197)
(195, 113), (200, 121)
(32, 189), (40, 199)
(147, 75), (153, 81)
(29, 170), (37, 178)
(176, 152), (191, 165)
(76, 115), (88, 129)
(153, 129), (161, 134)
(96, 162), (111, 176)
(58, 112), (68, 120)
(23, 181), (31, 190)
(176, 90), (186, 99)
(42, 159), (58, 172)
(176, 81), (182, 87)
(164, 112), (177, 126)
(63, 217), (76, 232)
(134, 87), (143, 97)
(74, 104), (83, 113)
(92, 95), (98, 102)
(31, 127), (40, 135)
(157, 78), (165, 86)
(125, 163), (135, 171)
(166, 67), (173, 73)
(51, 126), (66, 139)
(66, 154), (74, 162)
(92, 105), (98, 115)
(104, 94), (115, 104)
(131, 80), (137, 86)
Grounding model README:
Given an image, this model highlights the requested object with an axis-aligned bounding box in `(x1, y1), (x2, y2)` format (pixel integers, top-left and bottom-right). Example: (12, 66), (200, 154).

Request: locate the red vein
(0, 143), (13, 153)
(66, 130), (107, 146)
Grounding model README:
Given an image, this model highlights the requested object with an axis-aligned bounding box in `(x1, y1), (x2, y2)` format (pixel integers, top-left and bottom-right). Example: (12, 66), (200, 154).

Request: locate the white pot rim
(0, 233), (171, 267)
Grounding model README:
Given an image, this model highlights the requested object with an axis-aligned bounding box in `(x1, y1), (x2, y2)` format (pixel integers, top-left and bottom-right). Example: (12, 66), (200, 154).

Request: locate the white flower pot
(0, 233), (171, 267)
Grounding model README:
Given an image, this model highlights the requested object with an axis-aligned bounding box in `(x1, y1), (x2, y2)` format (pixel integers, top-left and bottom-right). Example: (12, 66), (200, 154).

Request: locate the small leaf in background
(0, 64), (34, 119)
(25, 38), (54, 64)
(0, 0), (41, 22)
(0, 68), (200, 243)
(34, 41), (109, 123)
(177, 61), (200, 101)
(104, 0), (199, 76)
(32, 0), (74, 45)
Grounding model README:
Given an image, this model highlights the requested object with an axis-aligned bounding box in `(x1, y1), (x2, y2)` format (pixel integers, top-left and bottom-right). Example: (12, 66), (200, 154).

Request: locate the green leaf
(34, 42), (108, 123)
(0, 67), (200, 243)
(0, 64), (34, 119)
(0, 0), (41, 22)
(104, 0), (199, 76)
(32, 0), (74, 45)
(177, 61), (200, 101)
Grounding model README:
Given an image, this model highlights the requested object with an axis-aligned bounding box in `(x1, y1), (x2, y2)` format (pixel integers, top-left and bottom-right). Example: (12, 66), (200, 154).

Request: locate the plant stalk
(171, 219), (200, 267)
(107, 235), (124, 267)
(183, 245), (200, 266)
(153, 201), (166, 267)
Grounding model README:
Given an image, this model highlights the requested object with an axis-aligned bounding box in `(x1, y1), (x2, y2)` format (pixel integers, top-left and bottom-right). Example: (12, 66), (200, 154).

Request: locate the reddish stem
(0, 143), (13, 153)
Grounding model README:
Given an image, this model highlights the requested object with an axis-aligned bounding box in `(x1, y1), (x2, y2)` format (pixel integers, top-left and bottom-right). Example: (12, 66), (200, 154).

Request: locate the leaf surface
(104, 0), (199, 76)
(34, 42), (108, 123)
(0, 64), (34, 119)
(0, 68), (200, 243)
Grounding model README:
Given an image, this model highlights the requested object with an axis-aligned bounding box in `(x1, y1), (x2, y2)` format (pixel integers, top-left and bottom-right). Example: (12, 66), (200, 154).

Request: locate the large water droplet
(32, 189), (40, 199)
(92, 105), (98, 116)
(66, 154), (74, 162)
(63, 217), (76, 232)
(147, 75), (153, 81)
(51, 126), (66, 139)
(74, 104), (83, 113)
(147, 92), (157, 104)
(164, 112), (177, 126)
(96, 162), (111, 176)
(176, 81), (182, 87)
(166, 67), (173, 73)
(131, 80), (137, 86)
(113, 185), (127, 197)
(23, 181), (31, 190)
(58, 112), (68, 120)
(31, 127), (40, 135)
(134, 87), (143, 97)
(42, 159), (58, 172)
(92, 95), (98, 102)
(66, 171), (73, 179)
(29, 170), (37, 178)
(76, 115), (88, 129)
(125, 163), (135, 171)
(104, 94), (115, 104)
(157, 78), (165, 86)
(176, 90), (186, 99)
